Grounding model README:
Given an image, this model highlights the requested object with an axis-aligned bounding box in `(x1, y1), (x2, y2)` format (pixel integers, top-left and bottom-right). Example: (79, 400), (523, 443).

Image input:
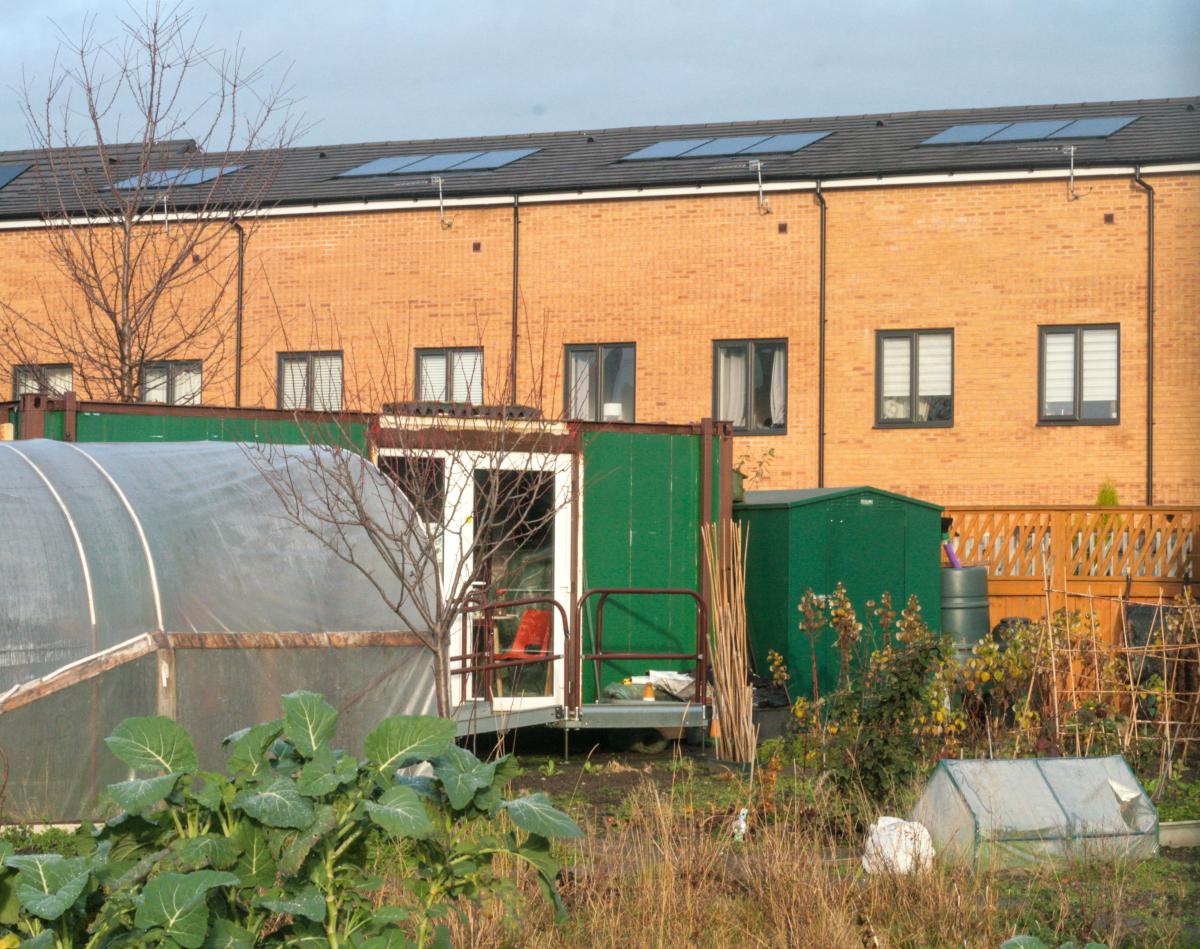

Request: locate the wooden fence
(942, 506), (1199, 640)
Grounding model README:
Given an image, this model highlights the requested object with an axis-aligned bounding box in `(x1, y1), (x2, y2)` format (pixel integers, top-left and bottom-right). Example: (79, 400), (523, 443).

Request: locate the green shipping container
(577, 429), (721, 704)
(734, 487), (942, 700)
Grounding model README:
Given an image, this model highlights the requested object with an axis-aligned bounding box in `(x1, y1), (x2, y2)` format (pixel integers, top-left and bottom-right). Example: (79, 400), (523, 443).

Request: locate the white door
(437, 451), (572, 713)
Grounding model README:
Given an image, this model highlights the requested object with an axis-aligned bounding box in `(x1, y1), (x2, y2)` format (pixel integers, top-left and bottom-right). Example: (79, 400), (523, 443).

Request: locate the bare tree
(0, 3), (300, 402)
(251, 328), (575, 720)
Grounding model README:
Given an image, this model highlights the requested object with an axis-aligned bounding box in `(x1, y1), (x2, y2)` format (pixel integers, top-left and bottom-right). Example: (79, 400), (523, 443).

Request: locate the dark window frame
(874, 328), (955, 429)
(276, 350), (344, 411)
(711, 338), (789, 436)
(414, 346), (484, 404)
(1037, 324), (1121, 426)
(562, 342), (637, 422)
(140, 359), (202, 405)
(12, 363), (72, 399)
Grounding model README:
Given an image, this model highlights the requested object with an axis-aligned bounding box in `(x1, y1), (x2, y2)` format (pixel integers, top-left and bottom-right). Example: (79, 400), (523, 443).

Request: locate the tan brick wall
(2, 172), (1197, 506)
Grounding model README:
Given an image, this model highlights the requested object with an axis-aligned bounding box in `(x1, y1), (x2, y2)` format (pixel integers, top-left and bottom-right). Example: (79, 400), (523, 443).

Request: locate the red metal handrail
(572, 587), (708, 710)
(450, 593), (571, 702)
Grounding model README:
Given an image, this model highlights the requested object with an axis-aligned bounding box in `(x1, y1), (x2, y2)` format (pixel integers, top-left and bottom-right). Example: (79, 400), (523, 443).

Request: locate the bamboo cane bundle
(702, 520), (756, 764)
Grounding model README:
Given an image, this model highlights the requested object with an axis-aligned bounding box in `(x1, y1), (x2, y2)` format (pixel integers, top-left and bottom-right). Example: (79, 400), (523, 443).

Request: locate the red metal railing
(572, 587), (708, 710)
(450, 593), (570, 701)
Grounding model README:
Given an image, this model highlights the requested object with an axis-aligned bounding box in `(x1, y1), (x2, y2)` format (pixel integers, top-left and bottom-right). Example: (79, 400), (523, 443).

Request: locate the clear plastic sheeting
(0, 440), (428, 690)
(911, 756), (1158, 867)
(0, 440), (439, 821)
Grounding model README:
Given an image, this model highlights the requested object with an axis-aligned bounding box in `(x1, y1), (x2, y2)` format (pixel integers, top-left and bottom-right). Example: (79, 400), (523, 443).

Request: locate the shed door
(826, 497), (906, 651)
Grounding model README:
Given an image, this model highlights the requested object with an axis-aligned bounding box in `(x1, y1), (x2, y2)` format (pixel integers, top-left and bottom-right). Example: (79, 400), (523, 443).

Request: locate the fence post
(1050, 509), (1068, 617)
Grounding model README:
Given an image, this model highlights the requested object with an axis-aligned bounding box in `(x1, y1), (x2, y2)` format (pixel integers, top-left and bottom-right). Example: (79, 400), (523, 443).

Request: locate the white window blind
(280, 357), (308, 410)
(1081, 328), (1118, 404)
(917, 333), (952, 396)
(311, 354), (343, 411)
(175, 363), (202, 405)
(450, 350), (482, 403)
(418, 353), (447, 401)
(1042, 332), (1076, 415)
(881, 338), (912, 398)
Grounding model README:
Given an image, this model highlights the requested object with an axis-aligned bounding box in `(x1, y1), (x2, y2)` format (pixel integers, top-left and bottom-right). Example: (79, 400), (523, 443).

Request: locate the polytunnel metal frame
(0, 439), (440, 822)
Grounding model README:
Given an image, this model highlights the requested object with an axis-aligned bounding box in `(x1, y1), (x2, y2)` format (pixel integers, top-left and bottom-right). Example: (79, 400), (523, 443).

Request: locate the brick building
(1, 97), (1197, 505)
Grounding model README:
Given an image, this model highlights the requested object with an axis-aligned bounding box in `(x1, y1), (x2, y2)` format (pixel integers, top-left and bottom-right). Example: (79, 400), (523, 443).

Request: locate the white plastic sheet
(861, 816), (935, 874)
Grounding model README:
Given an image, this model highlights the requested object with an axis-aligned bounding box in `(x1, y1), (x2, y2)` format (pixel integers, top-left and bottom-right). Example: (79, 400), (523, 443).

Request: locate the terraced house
(1, 96), (1197, 505)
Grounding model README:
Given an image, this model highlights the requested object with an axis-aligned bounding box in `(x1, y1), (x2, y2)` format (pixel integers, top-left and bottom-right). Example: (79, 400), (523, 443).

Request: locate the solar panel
(397, 152), (485, 173)
(115, 165), (241, 190)
(1048, 116), (1138, 139)
(983, 120), (1072, 142)
(622, 139), (710, 161)
(449, 148), (540, 170)
(681, 135), (771, 157)
(0, 163), (30, 190)
(337, 155), (430, 177)
(740, 131), (832, 154)
(920, 123), (1012, 145)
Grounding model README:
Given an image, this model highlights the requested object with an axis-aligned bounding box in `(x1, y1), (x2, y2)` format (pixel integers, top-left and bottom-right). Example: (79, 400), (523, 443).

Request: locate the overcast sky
(1, 0), (1197, 149)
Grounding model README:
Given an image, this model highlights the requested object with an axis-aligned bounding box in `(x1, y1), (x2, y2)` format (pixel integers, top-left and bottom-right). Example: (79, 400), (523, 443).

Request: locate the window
(876, 330), (954, 426)
(416, 348), (483, 404)
(278, 351), (343, 411)
(1039, 325), (1119, 423)
(142, 360), (201, 405)
(564, 343), (635, 422)
(12, 364), (72, 398)
(713, 339), (787, 434)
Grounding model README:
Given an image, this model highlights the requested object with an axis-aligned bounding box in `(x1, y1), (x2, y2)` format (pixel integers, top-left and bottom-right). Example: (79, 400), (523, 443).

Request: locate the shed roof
(0, 96), (1196, 220)
(737, 486), (942, 511)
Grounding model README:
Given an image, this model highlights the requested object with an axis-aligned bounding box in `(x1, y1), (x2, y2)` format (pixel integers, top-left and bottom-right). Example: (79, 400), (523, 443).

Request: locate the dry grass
(373, 775), (1192, 949)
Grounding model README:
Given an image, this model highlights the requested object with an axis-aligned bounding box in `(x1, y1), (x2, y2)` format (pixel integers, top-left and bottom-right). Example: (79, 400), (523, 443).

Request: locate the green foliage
(1146, 775), (1200, 822)
(787, 591), (954, 803)
(0, 694), (582, 948)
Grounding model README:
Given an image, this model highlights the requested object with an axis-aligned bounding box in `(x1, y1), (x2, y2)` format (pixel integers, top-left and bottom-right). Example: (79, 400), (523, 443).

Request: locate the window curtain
(143, 365), (169, 403)
(718, 347), (747, 428)
(769, 345), (786, 427)
(174, 364), (202, 406)
(567, 349), (595, 419)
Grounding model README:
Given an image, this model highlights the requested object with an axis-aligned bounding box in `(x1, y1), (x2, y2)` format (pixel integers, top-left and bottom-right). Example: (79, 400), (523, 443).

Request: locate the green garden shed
(734, 487), (942, 700)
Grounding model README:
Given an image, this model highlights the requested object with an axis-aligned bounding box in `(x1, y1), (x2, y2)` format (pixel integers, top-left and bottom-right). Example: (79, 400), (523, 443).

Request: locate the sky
(1, 0), (1197, 149)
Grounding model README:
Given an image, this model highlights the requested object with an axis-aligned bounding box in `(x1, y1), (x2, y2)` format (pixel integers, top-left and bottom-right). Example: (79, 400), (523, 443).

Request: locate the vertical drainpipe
(509, 196), (520, 407)
(1132, 168), (1154, 505)
(229, 217), (246, 408)
(814, 181), (827, 488)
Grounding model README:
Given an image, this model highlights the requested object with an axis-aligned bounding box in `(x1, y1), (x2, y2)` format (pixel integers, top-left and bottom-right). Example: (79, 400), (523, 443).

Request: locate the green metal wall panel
(579, 431), (712, 703)
(15, 409), (367, 452)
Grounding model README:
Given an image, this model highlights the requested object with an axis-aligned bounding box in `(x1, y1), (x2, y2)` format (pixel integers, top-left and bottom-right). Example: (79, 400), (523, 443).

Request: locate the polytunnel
(911, 756), (1158, 867)
(0, 440), (435, 822)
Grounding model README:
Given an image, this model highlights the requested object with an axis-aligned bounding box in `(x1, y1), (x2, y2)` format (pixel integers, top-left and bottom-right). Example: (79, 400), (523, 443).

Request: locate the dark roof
(0, 97), (1197, 219)
(738, 487), (942, 510)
